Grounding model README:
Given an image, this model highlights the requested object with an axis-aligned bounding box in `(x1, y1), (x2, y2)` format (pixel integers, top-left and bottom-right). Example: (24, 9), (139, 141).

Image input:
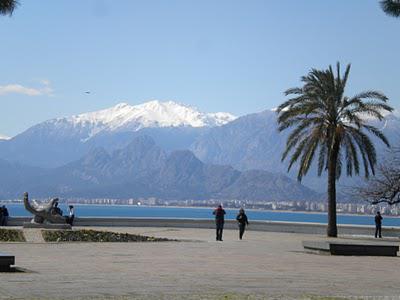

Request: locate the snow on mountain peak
(114, 102), (130, 109)
(0, 134), (10, 140)
(60, 100), (236, 141)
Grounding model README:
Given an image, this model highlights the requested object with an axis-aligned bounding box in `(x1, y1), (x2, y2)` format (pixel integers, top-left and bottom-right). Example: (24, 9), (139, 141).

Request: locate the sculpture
(23, 192), (67, 225)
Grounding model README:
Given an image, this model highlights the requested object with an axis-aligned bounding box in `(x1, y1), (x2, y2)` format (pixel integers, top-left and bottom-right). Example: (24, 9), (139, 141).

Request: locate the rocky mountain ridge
(0, 136), (319, 201)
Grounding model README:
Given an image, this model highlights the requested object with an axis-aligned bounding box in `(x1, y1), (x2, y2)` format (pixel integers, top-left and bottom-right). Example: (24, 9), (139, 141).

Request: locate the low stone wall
(7, 217), (400, 237)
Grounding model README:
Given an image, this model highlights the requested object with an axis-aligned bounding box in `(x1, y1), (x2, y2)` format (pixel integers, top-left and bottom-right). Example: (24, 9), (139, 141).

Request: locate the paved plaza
(1, 227), (400, 299)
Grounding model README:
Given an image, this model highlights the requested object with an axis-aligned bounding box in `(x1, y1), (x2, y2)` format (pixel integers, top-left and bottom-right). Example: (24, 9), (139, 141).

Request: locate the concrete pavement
(0, 227), (399, 299)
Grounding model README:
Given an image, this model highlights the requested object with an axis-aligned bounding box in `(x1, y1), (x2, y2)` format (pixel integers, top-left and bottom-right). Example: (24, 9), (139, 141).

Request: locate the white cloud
(0, 81), (54, 97)
(39, 79), (51, 86)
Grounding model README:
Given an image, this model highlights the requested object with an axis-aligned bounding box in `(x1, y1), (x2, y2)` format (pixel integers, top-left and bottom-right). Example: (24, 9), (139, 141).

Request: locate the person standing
(53, 202), (63, 216)
(0, 206), (3, 226)
(375, 211), (383, 238)
(213, 204), (226, 241)
(67, 205), (75, 226)
(236, 208), (249, 240)
(1, 206), (9, 226)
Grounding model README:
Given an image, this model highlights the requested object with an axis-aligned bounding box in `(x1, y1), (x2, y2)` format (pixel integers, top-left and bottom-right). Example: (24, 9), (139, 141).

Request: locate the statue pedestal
(23, 222), (72, 230)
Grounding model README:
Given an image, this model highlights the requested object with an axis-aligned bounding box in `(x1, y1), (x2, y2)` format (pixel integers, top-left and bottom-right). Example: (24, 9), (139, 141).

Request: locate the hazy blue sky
(0, 0), (399, 136)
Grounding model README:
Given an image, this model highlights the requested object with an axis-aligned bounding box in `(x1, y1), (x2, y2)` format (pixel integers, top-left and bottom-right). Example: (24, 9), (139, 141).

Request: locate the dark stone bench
(302, 240), (399, 256)
(0, 253), (15, 272)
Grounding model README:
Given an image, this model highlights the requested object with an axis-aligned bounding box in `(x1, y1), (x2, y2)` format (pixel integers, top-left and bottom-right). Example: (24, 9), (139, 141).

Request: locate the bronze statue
(23, 192), (67, 225)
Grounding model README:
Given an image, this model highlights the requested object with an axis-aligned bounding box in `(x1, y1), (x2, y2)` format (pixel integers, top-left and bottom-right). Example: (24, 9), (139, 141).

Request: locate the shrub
(0, 228), (25, 242)
(42, 229), (175, 242)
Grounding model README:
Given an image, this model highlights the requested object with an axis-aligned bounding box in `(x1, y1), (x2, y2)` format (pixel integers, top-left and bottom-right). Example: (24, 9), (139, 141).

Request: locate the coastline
(2, 202), (398, 219)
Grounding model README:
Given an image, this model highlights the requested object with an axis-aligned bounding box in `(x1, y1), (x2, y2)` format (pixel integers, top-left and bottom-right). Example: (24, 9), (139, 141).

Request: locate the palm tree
(0, 0), (19, 16)
(276, 63), (393, 237)
(380, 0), (400, 17)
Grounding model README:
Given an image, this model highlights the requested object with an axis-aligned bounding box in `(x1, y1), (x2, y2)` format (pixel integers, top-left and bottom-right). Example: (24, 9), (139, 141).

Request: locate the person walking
(375, 211), (383, 238)
(236, 208), (249, 240)
(213, 204), (226, 241)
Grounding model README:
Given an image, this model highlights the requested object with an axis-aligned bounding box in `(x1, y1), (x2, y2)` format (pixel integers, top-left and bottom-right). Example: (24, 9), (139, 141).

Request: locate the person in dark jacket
(213, 204), (226, 241)
(0, 206), (3, 226)
(375, 211), (383, 238)
(1, 206), (9, 226)
(53, 202), (63, 216)
(236, 208), (249, 240)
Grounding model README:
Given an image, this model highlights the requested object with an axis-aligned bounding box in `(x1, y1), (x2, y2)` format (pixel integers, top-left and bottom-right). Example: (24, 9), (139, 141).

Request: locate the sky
(0, 0), (399, 137)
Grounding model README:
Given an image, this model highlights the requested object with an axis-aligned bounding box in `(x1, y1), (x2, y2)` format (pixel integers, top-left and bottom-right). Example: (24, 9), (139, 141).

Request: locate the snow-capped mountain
(56, 100), (236, 141)
(0, 100), (236, 167)
(0, 102), (398, 199)
(0, 134), (10, 140)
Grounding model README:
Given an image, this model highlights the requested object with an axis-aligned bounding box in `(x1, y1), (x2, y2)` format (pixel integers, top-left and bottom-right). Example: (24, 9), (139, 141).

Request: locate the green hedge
(42, 229), (176, 242)
(0, 228), (26, 242)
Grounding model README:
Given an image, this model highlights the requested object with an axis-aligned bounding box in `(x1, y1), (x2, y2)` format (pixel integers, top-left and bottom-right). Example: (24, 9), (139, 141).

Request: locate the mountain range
(0, 135), (318, 201)
(191, 109), (400, 193)
(0, 100), (398, 201)
(0, 101), (235, 168)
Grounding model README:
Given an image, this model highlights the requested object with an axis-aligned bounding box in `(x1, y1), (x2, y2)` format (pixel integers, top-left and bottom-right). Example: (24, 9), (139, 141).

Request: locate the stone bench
(303, 240), (399, 256)
(0, 253), (15, 272)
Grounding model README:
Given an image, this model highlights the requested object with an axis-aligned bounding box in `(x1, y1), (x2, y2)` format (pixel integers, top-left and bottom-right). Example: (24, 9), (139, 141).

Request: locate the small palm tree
(276, 63), (393, 237)
(380, 0), (400, 17)
(0, 0), (19, 16)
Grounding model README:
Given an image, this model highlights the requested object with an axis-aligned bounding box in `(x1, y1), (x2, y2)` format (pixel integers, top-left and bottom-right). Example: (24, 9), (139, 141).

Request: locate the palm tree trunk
(327, 143), (339, 237)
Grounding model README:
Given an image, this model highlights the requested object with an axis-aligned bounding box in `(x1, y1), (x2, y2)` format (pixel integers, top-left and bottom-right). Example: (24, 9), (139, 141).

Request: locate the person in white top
(67, 205), (75, 226)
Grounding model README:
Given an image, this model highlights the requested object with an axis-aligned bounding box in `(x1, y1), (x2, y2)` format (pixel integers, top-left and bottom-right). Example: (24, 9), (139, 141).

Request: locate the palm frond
(345, 127), (378, 178)
(0, 0), (19, 16)
(297, 129), (321, 181)
(317, 142), (327, 176)
(343, 134), (360, 176)
(281, 130), (308, 162)
(362, 124), (391, 147)
(284, 87), (303, 96)
(340, 64), (351, 92)
(287, 138), (309, 172)
(350, 90), (388, 102)
(380, 0), (400, 17)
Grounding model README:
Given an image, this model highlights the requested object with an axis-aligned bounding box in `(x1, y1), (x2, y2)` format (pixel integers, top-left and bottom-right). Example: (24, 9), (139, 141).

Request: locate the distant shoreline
(1, 202), (397, 218)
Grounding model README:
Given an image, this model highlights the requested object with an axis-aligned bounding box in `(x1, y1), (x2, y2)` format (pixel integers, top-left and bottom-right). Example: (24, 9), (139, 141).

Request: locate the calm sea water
(3, 203), (400, 227)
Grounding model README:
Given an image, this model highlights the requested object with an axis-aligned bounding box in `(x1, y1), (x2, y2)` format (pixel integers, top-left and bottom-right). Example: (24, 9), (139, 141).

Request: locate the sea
(3, 203), (400, 227)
